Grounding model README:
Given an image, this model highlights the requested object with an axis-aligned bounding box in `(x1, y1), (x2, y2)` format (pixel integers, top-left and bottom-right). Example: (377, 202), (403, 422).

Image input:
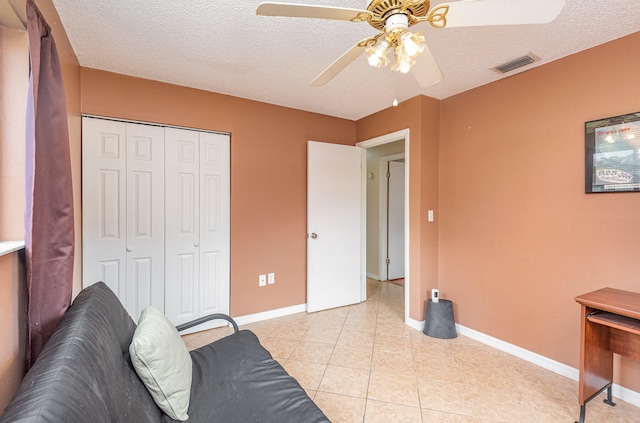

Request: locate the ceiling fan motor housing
(366, 0), (430, 30)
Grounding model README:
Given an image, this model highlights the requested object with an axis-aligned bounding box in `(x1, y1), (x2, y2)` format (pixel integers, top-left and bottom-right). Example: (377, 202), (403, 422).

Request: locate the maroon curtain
(25, 0), (75, 367)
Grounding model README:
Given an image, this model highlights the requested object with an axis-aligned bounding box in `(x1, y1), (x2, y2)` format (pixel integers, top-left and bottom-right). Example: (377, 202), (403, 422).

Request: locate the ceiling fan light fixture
(399, 31), (425, 57)
(366, 38), (390, 68)
(391, 48), (414, 74)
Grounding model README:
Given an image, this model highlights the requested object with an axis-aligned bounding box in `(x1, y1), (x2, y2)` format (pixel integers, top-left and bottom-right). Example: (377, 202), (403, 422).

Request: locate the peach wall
(80, 69), (356, 317)
(0, 25), (28, 415)
(0, 252), (26, 415)
(356, 96), (440, 321)
(439, 32), (640, 392)
(0, 26), (28, 240)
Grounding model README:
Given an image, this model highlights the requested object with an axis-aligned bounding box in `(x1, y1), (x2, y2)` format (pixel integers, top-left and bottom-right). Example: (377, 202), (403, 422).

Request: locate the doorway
(357, 129), (409, 324)
(380, 154), (405, 282)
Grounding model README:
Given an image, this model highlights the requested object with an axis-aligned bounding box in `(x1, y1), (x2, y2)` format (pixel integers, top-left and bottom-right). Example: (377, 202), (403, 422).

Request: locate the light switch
(428, 210), (434, 222)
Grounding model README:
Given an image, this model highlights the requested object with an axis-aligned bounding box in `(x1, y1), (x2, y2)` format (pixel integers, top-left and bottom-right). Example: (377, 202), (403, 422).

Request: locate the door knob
(310, 233), (318, 239)
(126, 246), (132, 252)
(194, 242), (199, 247)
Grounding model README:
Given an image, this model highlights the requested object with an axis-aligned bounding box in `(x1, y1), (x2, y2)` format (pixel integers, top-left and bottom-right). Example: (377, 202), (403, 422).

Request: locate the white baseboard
(367, 272), (380, 280)
(181, 304), (307, 335)
(455, 323), (640, 408)
(233, 303), (307, 327)
(406, 316), (423, 332)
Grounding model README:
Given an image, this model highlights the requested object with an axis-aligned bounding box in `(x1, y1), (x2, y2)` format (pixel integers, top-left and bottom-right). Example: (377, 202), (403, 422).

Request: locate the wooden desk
(574, 288), (640, 423)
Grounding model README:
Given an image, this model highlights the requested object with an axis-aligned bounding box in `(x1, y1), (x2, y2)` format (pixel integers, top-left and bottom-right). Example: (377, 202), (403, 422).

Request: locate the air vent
(491, 53), (540, 74)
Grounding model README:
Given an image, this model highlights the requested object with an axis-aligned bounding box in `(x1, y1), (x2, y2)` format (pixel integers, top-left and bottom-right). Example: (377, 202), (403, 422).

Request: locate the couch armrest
(175, 314), (239, 333)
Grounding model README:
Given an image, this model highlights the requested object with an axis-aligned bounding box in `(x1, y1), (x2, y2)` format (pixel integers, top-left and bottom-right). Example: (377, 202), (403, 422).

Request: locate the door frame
(379, 153), (405, 281)
(357, 129), (410, 324)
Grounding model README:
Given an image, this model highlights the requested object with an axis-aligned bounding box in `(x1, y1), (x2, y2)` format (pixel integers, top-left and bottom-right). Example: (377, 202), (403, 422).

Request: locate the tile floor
(182, 279), (640, 422)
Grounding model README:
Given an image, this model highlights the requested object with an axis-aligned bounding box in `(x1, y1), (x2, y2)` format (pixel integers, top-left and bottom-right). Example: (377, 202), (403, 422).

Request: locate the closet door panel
(82, 118), (127, 298)
(126, 123), (165, 318)
(165, 127), (201, 324)
(199, 133), (230, 317)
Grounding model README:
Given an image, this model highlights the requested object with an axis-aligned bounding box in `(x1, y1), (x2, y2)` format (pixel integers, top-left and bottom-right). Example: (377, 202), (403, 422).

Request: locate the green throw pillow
(129, 306), (192, 421)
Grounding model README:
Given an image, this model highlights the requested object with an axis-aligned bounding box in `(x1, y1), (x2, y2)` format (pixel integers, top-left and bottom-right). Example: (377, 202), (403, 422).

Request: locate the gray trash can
(423, 299), (457, 339)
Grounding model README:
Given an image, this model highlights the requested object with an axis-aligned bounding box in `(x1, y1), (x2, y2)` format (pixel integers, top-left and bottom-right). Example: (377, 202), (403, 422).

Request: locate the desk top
(575, 287), (640, 320)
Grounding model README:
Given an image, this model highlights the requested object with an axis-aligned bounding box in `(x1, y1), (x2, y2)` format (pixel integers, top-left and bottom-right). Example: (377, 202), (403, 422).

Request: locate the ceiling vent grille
(491, 53), (540, 74)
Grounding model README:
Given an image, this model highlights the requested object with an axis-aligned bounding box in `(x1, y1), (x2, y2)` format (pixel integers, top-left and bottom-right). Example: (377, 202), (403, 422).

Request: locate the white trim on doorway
(357, 129), (410, 325)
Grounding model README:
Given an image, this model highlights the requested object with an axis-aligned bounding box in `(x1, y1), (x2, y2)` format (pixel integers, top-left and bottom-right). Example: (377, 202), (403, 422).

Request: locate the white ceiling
(51, 0), (639, 121)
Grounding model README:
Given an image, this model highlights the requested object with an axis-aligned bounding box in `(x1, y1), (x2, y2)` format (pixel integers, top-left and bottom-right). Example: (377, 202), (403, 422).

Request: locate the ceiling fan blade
(310, 42), (366, 87)
(411, 44), (444, 88)
(256, 2), (370, 22)
(442, 0), (566, 27)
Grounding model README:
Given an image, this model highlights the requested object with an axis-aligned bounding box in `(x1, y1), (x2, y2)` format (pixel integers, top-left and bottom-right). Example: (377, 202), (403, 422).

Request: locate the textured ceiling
(51, 0), (640, 120)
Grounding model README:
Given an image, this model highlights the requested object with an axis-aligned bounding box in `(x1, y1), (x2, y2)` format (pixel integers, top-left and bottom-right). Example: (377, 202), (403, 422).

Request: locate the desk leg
(575, 383), (617, 423)
(575, 404), (586, 423)
(604, 384), (616, 407)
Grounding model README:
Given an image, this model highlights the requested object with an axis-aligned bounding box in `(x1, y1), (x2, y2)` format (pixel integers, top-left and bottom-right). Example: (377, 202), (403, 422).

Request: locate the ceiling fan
(256, 0), (566, 87)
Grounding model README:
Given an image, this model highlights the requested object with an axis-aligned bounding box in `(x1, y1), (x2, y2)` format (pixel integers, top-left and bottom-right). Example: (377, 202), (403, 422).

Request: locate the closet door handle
(126, 246), (133, 252)
(194, 242), (199, 247)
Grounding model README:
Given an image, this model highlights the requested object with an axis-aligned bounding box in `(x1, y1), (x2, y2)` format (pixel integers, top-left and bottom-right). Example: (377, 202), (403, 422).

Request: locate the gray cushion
(0, 282), (162, 423)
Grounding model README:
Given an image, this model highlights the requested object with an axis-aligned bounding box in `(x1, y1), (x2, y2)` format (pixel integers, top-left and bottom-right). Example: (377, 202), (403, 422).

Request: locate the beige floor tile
(375, 318), (411, 337)
(458, 385), (534, 422)
(526, 394), (578, 423)
(373, 333), (413, 356)
(376, 304), (404, 322)
(311, 309), (349, 328)
(289, 340), (335, 364)
(414, 350), (465, 383)
(503, 362), (577, 403)
(454, 360), (516, 389)
(337, 329), (376, 350)
(283, 360), (327, 391)
(380, 282), (404, 297)
(318, 365), (370, 398)
(267, 322), (309, 340)
(329, 344), (373, 370)
(303, 324), (343, 344)
(314, 392), (366, 423)
(343, 314), (378, 333)
(259, 337), (299, 359)
(367, 371), (420, 407)
(422, 408), (481, 422)
(238, 320), (278, 339)
(364, 400), (422, 423)
(372, 349), (416, 377)
(584, 391), (640, 423)
(417, 378), (477, 416)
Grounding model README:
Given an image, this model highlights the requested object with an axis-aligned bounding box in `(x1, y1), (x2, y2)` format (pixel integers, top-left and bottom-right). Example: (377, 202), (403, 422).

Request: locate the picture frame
(585, 111), (640, 193)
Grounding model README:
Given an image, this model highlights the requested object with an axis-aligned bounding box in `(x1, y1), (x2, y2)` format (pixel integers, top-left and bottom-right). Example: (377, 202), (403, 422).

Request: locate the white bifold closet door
(164, 128), (231, 327)
(82, 117), (230, 327)
(82, 118), (165, 320)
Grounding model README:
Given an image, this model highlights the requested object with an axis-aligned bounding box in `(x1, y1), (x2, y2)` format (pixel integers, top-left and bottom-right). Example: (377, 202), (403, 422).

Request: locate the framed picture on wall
(585, 111), (640, 193)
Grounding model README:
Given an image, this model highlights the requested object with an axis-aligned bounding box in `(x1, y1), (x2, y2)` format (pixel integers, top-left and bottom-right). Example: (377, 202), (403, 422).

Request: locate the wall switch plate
(428, 210), (434, 222)
(259, 274), (267, 287)
(268, 273), (275, 284)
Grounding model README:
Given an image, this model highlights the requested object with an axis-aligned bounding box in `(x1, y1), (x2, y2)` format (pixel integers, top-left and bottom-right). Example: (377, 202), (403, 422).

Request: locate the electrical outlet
(268, 273), (275, 284)
(259, 274), (266, 287)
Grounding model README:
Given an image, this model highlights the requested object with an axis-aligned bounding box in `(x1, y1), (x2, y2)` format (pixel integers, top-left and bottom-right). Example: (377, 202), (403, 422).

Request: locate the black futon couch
(0, 282), (330, 422)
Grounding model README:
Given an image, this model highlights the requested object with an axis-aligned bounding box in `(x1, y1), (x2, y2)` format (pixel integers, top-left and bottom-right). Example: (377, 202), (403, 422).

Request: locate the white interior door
(307, 141), (362, 313)
(387, 161), (405, 280)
